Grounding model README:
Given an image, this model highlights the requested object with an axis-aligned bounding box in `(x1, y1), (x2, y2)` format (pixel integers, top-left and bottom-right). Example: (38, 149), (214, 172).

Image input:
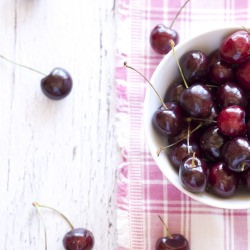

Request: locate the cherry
(179, 153), (208, 193)
(0, 54), (73, 100)
(179, 84), (213, 118)
(217, 105), (246, 137)
(150, 0), (190, 55)
(156, 234), (190, 250)
(216, 82), (247, 109)
(155, 216), (190, 250)
(150, 24), (179, 55)
(179, 50), (208, 83)
(200, 125), (227, 162)
(41, 67), (73, 100)
(208, 60), (235, 85)
(236, 59), (250, 91)
(63, 228), (94, 250)
(164, 83), (185, 102)
(168, 140), (201, 170)
(209, 162), (239, 197)
(240, 168), (250, 191)
(220, 30), (250, 64)
(32, 202), (94, 250)
(152, 102), (185, 136)
(222, 137), (250, 172)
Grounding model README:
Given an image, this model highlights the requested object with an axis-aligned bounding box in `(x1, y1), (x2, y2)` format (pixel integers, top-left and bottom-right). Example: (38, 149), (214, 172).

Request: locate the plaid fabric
(115, 0), (250, 249)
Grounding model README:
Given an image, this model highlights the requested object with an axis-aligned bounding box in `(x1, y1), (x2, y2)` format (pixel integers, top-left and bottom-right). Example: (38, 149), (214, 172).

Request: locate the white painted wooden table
(0, 1), (119, 249)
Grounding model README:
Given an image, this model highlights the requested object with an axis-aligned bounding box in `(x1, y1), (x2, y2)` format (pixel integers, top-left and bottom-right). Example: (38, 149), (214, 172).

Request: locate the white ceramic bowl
(144, 26), (250, 209)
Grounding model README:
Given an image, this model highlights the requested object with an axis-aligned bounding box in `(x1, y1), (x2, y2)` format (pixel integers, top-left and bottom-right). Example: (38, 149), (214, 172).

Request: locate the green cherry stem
(158, 215), (173, 239)
(32, 202), (48, 250)
(124, 62), (168, 110)
(169, 0), (191, 29)
(32, 202), (74, 230)
(0, 54), (46, 76)
(169, 40), (189, 89)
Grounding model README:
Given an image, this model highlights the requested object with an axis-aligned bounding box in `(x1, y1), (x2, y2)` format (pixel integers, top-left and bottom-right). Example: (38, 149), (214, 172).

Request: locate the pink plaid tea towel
(115, 0), (250, 250)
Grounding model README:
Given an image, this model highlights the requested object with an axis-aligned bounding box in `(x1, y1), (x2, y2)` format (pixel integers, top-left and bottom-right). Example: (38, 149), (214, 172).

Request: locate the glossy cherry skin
(155, 234), (190, 250)
(179, 50), (208, 83)
(209, 162), (239, 198)
(150, 24), (179, 54)
(222, 137), (250, 172)
(41, 67), (73, 100)
(200, 125), (227, 162)
(236, 59), (250, 91)
(179, 155), (208, 193)
(179, 84), (213, 117)
(208, 61), (235, 84)
(220, 30), (250, 64)
(216, 82), (247, 109)
(152, 102), (185, 136)
(165, 83), (185, 102)
(217, 105), (246, 137)
(240, 169), (250, 191)
(62, 228), (94, 250)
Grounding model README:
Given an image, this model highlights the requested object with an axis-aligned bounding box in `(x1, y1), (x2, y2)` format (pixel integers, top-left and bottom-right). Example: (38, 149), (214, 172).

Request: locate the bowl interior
(144, 27), (250, 209)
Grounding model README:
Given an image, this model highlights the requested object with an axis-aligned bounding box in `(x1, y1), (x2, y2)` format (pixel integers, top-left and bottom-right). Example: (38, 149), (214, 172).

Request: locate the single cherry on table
(155, 216), (190, 250)
(0, 54), (73, 100)
(32, 202), (94, 250)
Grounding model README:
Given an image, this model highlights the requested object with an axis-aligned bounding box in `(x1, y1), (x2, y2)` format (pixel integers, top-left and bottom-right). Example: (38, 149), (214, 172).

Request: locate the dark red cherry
(179, 154), (208, 193)
(200, 125), (227, 162)
(236, 59), (250, 91)
(168, 140), (201, 170)
(150, 24), (179, 54)
(179, 84), (213, 117)
(209, 162), (239, 197)
(220, 30), (250, 64)
(217, 105), (246, 137)
(240, 169), (250, 191)
(41, 67), (73, 100)
(222, 137), (250, 172)
(208, 61), (235, 84)
(179, 50), (208, 83)
(63, 228), (94, 250)
(152, 102), (185, 136)
(216, 82), (247, 108)
(165, 83), (185, 102)
(156, 234), (190, 250)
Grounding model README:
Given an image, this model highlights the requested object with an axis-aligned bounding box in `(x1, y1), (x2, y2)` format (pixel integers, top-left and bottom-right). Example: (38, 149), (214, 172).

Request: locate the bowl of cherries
(144, 26), (250, 209)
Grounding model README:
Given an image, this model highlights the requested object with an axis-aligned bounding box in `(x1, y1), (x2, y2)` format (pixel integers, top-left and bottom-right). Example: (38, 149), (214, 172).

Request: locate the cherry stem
(169, 40), (189, 89)
(157, 123), (202, 156)
(32, 202), (48, 250)
(191, 152), (196, 168)
(241, 25), (250, 34)
(0, 54), (46, 76)
(124, 62), (168, 110)
(187, 120), (191, 154)
(158, 215), (173, 239)
(169, 0), (191, 29)
(32, 202), (74, 230)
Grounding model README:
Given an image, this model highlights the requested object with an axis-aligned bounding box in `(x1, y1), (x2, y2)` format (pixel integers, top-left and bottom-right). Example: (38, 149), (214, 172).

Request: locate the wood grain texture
(0, 0), (119, 249)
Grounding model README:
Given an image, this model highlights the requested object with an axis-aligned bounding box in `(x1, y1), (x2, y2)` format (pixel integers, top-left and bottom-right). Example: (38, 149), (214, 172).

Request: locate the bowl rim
(144, 25), (250, 210)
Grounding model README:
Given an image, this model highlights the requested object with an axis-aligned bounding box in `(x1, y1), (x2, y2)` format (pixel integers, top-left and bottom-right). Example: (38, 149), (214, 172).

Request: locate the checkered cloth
(115, 1), (250, 249)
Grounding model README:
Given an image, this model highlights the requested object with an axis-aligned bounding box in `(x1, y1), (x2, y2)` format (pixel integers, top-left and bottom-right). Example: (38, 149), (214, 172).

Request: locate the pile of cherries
(153, 29), (250, 198)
